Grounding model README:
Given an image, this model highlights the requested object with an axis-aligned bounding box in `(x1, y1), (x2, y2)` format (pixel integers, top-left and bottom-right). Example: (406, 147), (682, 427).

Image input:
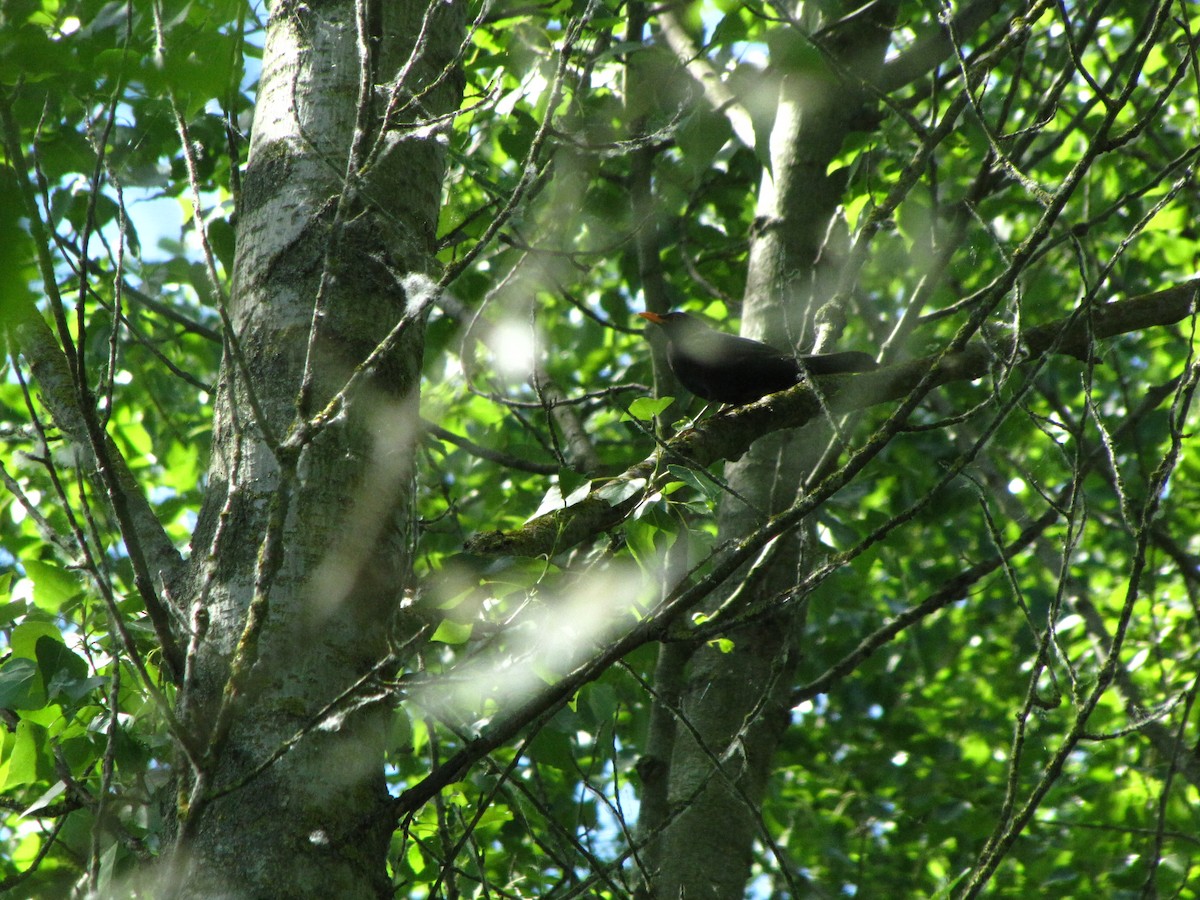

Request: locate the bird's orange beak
(638, 312), (667, 324)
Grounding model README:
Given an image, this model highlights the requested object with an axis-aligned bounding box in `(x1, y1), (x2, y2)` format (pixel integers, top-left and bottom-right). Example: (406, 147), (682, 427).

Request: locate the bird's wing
(689, 330), (794, 367)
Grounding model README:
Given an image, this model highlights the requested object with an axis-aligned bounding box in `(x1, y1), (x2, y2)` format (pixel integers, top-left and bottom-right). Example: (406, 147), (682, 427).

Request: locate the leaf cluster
(2, 0), (1200, 896)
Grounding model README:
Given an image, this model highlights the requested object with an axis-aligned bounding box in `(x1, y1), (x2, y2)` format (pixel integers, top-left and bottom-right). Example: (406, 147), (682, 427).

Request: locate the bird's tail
(799, 351), (878, 375)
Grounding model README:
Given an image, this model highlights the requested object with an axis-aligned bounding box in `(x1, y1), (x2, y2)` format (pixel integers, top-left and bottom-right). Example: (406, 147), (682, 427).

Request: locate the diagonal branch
(656, 3), (757, 150)
(464, 279), (1199, 559)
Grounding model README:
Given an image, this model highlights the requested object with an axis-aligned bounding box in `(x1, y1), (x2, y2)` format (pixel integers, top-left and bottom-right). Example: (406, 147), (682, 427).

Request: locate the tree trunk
(648, 3), (898, 895)
(168, 1), (463, 895)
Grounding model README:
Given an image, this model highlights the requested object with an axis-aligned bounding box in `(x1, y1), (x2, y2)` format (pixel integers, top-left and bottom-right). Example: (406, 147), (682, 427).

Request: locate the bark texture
(170, 1), (463, 895)
(648, 3), (901, 895)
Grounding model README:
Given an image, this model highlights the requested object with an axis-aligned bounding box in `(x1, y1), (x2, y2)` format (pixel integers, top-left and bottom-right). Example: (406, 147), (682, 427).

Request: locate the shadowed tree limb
(465, 279), (1199, 559)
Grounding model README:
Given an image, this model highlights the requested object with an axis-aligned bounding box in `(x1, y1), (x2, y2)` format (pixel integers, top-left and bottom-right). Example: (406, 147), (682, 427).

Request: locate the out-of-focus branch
(1, 95), (186, 679)
(657, 4), (757, 150)
(13, 313), (186, 638)
(877, 0), (1008, 92)
(7, 276), (185, 587)
(424, 419), (561, 475)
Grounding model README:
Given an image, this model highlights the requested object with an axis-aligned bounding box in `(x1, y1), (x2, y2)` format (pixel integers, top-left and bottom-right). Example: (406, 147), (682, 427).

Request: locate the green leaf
(207, 217), (237, 274)
(556, 467), (591, 501)
(35, 636), (98, 704)
(19, 779), (66, 818)
(10, 621), (63, 659)
(625, 396), (673, 420)
(95, 844), (120, 897)
(585, 683), (618, 722)
(528, 479), (591, 520)
(430, 619), (473, 644)
(2, 720), (45, 789)
(0, 657), (43, 709)
(666, 464), (719, 503)
(22, 558), (81, 611)
(0, 598), (28, 628)
(595, 477), (647, 505)
(529, 723), (575, 771)
(677, 108), (733, 176)
(388, 707), (414, 755)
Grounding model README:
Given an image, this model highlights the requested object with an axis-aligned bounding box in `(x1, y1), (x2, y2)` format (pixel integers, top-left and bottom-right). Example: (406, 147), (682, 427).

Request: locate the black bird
(638, 311), (877, 405)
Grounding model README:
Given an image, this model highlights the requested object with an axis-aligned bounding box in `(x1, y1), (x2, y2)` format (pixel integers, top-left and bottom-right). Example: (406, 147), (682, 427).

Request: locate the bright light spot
(1007, 477), (1026, 494)
(867, 704), (884, 719)
(318, 710), (347, 732)
(122, 191), (186, 262)
(417, 563), (650, 723)
(59, 17), (81, 36)
(891, 751), (909, 766)
(308, 830), (329, 846)
(489, 319), (536, 379)
(114, 369), (133, 385)
(12, 489), (40, 524)
(729, 41), (767, 68)
(792, 695), (828, 725)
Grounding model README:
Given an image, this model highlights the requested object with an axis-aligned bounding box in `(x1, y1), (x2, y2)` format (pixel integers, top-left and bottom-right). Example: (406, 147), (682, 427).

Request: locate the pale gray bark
(167, 1), (463, 895)
(649, 3), (901, 896)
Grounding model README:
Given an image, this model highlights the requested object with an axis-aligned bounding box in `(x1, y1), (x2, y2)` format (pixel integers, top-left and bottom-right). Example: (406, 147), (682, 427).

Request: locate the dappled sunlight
(307, 388), (421, 620)
(486, 317), (538, 381)
(5, 0), (1200, 896)
(415, 562), (653, 727)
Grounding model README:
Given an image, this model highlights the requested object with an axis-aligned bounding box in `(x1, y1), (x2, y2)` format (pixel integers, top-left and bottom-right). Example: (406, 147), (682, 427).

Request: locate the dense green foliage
(2, 0), (1200, 896)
